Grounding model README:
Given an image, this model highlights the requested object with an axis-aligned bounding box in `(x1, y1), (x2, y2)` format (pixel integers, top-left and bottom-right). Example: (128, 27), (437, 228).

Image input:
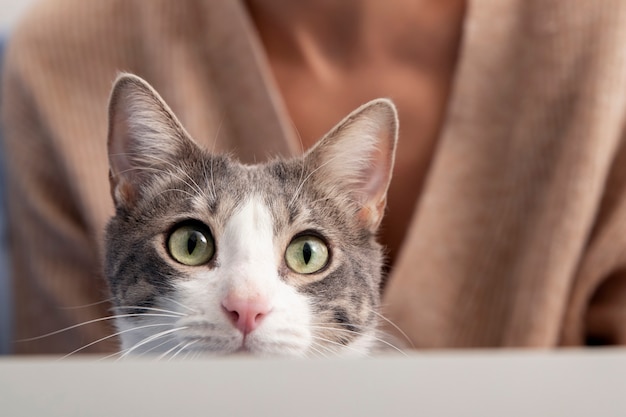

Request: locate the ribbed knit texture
(384, 0), (626, 347)
(2, 0), (626, 353)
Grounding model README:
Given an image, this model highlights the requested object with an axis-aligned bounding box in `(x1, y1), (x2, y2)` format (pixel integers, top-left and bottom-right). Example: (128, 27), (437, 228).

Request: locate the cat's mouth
(225, 332), (308, 357)
(231, 334), (268, 355)
(232, 345), (253, 355)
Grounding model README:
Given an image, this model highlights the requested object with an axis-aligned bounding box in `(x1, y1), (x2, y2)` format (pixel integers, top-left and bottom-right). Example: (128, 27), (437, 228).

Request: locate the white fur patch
(164, 197), (312, 356)
(114, 197), (382, 357)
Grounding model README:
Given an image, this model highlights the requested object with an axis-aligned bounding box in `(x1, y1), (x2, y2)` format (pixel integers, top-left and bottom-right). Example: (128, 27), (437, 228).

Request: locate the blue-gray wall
(0, 37), (12, 354)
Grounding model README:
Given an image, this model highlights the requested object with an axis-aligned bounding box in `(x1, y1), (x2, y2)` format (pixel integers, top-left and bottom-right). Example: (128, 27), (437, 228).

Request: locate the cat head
(105, 73), (398, 357)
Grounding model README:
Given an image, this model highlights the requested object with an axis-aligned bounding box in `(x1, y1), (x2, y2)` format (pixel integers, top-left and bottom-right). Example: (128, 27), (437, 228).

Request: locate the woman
(2, 0), (626, 353)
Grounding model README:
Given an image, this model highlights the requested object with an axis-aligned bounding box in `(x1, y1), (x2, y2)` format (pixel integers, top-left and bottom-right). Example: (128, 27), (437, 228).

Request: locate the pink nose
(221, 294), (272, 334)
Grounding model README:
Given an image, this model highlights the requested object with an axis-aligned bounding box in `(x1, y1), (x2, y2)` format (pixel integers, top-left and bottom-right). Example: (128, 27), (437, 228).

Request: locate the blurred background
(0, 0), (36, 33)
(0, 0), (37, 354)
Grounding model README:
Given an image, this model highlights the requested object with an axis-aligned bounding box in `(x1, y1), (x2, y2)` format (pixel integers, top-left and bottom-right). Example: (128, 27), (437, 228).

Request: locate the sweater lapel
(198, 0), (299, 163)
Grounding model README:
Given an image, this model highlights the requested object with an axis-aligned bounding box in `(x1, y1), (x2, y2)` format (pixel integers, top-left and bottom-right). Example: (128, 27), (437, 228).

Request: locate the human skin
(245, 0), (467, 266)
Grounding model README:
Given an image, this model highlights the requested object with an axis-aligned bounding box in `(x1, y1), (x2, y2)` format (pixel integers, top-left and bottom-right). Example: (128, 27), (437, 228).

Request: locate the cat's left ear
(305, 99), (398, 231)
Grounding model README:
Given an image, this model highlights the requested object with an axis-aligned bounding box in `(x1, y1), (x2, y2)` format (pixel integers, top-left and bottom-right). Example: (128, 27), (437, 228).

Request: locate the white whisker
(129, 151), (206, 198)
(110, 148), (206, 198)
(100, 338), (174, 361)
(60, 298), (114, 310)
(159, 297), (199, 314)
(309, 195), (366, 210)
(311, 334), (368, 356)
(288, 155), (339, 207)
(115, 164), (203, 198)
(118, 326), (188, 359)
(98, 351), (124, 361)
(307, 342), (330, 358)
(114, 305), (188, 317)
(16, 313), (183, 342)
(169, 340), (198, 361)
(289, 119), (307, 209)
(369, 308), (415, 349)
(310, 323), (408, 356)
(153, 187), (198, 199)
(208, 114), (225, 201)
(157, 341), (186, 361)
(138, 338), (178, 358)
(61, 323), (174, 360)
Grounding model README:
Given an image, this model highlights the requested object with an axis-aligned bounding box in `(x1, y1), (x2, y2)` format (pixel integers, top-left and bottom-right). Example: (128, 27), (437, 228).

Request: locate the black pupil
(302, 242), (312, 264)
(187, 232), (201, 255)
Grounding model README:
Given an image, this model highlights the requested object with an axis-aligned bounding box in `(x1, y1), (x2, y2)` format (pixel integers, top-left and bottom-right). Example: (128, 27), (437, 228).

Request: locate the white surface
(1, 350), (625, 417)
(0, 0), (37, 33)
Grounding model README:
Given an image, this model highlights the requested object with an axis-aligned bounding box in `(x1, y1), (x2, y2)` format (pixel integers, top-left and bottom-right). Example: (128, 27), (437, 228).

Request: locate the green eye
(285, 235), (329, 274)
(167, 223), (215, 266)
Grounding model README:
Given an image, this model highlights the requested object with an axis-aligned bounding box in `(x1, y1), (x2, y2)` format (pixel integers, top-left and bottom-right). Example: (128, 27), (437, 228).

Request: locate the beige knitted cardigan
(2, 0), (626, 354)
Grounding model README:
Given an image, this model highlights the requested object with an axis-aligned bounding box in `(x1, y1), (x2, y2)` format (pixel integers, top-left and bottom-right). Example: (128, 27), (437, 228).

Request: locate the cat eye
(285, 235), (329, 274)
(167, 222), (215, 266)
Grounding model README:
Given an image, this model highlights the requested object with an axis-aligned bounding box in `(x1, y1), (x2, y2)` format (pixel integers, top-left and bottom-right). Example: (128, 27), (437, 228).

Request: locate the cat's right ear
(107, 73), (197, 208)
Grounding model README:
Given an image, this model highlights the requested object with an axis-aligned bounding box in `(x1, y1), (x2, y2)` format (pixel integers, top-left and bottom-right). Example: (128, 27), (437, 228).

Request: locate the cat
(104, 73), (399, 358)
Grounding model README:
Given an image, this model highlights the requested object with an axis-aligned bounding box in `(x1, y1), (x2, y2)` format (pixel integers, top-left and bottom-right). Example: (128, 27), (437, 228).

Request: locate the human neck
(244, 0), (364, 65)
(244, 0), (467, 68)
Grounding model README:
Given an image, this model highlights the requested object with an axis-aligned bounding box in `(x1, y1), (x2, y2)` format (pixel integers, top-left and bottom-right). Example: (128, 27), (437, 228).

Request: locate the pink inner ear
(362, 145), (393, 200)
(107, 89), (136, 208)
(358, 137), (395, 229)
(107, 76), (164, 207)
(107, 74), (204, 208)
(108, 107), (134, 180)
(107, 75), (191, 206)
(305, 99), (398, 231)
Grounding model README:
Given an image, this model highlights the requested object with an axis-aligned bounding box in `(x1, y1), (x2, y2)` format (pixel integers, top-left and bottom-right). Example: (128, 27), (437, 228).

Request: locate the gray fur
(105, 73), (398, 357)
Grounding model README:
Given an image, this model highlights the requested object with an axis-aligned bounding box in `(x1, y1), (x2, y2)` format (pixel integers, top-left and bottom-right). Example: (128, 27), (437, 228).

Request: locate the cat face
(105, 74), (398, 357)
